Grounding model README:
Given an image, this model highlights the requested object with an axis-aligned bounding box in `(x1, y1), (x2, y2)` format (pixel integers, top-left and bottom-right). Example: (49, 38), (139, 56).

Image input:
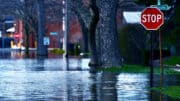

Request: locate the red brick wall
(45, 17), (82, 48)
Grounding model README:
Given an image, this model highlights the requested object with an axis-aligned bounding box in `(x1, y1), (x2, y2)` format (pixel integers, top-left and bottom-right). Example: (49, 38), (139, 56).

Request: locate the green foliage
(118, 24), (146, 64)
(135, 0), (172, 5)
(173, 6), (180, 25)
(120, 65), (150, 73)
(166, 6), (180, 47)
(163, 5), (180, 55)
(135, 0), (155, 5)
(170, 27), (180, 46)
(98, 65), (149, 73)
(50, 48), (65, 55)
(118, 26), (128, 58)
(164, 56), (180, 65)
(165, 6), (180, 40)
(152, 86), (180, 99)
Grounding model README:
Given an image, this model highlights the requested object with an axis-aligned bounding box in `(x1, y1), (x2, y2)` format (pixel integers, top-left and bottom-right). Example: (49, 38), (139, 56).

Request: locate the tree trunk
(73, 9), (89, 54)
(99, 0), (122, 67)
(80, 18), (89, 54)
(88, 0), (100, 66)
(36, 0), (47, 56)
(25, 26), (29, 56)
(70, 0), (91, 54)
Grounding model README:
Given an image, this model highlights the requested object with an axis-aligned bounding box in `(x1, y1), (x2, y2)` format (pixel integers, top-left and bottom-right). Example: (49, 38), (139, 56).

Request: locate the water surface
(0, 50), (179, 101)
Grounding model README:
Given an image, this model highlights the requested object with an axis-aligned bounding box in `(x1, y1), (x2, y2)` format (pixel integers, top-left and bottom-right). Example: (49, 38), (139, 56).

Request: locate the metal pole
(159, 29), (163, 84)
(62, 0), (69, 58)
(149, 31), (154, 101)
(159, 28), (163, 101)
(150, 31), (154, 87)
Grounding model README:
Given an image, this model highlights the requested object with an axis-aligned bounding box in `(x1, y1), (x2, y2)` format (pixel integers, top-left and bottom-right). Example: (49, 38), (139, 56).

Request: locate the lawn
(99, 65), (180, 99)
(98, 64), (180, 75)
(164, 56), (180, 66)
(152, 86), (180, 99)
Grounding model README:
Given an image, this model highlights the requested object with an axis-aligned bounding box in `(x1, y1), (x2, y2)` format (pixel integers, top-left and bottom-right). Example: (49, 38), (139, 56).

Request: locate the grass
(163, 56), (180, 65)
(97, 64), (180, 75)
(152, 86), (180, 99)
(99, 65), (149, 73)
(49, 48), (65, 55)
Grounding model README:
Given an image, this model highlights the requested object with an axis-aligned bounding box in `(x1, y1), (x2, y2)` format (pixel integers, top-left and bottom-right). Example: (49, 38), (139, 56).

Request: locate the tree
(88, 0), (100, 66)
(21, 0), (38, 56)
(71, 0), (122, 67)
(0, 0), (35, 56)
(170, 5), (180, 55)
(99, 0), (122, 67)
(36, 0), (48, 56)
(69, 0), (100, 65)
(70, 0), (91, 54)
(69, 0), (100, 66)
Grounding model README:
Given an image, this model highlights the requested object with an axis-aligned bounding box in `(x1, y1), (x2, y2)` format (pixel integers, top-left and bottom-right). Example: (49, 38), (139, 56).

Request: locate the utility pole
(62, 0), (69, 58)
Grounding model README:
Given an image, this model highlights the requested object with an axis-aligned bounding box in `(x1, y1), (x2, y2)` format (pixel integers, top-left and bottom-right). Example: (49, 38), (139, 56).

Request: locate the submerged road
(0, 50), (179, 101)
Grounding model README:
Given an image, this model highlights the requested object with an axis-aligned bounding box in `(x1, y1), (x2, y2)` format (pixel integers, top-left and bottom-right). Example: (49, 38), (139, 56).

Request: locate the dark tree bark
(88, 0), (100, 66)
(75, 11), (89, 53)
(70, 0), (90, 54)
(24, 25), (29, 56)
(36, 0), (47, 56)
(70, 0), (100, 65)
(23, 0), (30, 57)
(99, 72), (118, 101)
(99, 0), (122, 67)
(71, 0), (122, 67)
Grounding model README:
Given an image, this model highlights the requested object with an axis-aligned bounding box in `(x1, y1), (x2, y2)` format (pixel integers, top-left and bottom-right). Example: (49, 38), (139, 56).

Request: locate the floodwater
(0, 49), (179, 101)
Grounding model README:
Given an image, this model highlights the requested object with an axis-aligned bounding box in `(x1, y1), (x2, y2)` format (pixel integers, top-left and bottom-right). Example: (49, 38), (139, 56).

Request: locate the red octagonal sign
(140, 7), (164, 30)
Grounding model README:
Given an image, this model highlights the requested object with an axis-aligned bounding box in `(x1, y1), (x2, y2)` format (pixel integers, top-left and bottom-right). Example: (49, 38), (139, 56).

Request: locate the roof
(123, 11), (141, 24)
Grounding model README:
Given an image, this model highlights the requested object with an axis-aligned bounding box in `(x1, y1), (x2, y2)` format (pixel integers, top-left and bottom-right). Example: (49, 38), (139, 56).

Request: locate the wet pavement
(0, 49), (179, 101)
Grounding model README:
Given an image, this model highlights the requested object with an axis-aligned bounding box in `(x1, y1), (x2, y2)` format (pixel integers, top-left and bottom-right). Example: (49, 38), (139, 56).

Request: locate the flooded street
(0, 50), (179, 101)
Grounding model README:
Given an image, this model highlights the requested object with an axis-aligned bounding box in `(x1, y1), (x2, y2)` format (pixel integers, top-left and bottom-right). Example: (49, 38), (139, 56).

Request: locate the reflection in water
(97, 72), (118, 101)
(0, 50), (179, 101)
(64, 57), (83, 71)
(0, 49), (36, 59)
(149, 74), (180, 101)
(0, 66), (179, 101)
(0, 49), (63, 59)
(150, 70), (154, 101)
(33, 56), (47, 71)
(89, 72), (118, 101)
(64, 57), (69, 71)
(35, 59), (45, 71)
(11, 50), (24, 58)
(116, 73), (149, 101)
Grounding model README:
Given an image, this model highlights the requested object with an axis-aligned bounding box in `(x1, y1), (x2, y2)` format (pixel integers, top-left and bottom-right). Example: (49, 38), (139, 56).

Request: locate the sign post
(140, 7), (164, 88)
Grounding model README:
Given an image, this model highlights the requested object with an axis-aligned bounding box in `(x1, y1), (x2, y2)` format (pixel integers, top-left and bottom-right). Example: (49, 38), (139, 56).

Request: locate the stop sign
(14, 32), (20, 38)
(140, 7), (164, 30)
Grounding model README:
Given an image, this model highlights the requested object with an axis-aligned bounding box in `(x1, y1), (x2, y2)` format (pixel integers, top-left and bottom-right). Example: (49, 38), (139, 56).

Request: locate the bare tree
(69, 0), (92, 55)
